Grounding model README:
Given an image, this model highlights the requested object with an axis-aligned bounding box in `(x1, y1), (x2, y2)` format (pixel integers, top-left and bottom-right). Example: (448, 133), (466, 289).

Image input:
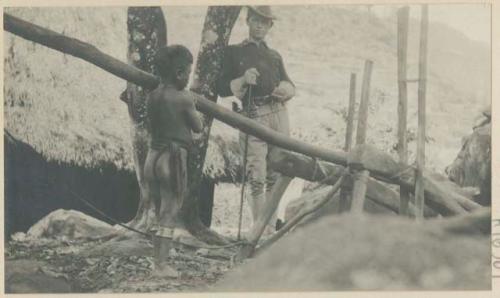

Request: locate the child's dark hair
(154, 45), (193, 79)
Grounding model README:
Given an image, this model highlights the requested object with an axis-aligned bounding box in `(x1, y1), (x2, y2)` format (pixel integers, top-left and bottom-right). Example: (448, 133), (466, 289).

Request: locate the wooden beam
(3, 13), (159, 90)
(350, 60), (373, 214)
(269, 149), (478, 216)
(397, 6), (410, 216)
(269, 151), (437, 217)
(415, 5), (429, 220)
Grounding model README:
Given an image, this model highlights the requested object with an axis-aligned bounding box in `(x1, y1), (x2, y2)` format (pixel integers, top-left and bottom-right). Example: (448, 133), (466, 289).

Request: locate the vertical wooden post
(415, 5), (429, 220)
(350, 60), (373, 214)
(338, 73), (356, 213)
(345, 73), (357, 152)
(355, 61), (373, 145)
(397, 6), (410, 216)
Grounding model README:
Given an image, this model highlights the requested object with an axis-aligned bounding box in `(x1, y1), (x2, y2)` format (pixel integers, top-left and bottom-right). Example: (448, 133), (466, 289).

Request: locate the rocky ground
(5, 235), (235, 293)
(4, 205), (243, 293)
(5, 189), (492, 293)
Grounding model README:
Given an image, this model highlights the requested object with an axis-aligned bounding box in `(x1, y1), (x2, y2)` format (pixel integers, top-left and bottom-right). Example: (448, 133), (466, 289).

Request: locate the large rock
(214, 214), (490, 291)
(26, 209), (116, 240)
(446, 112), (491, 206)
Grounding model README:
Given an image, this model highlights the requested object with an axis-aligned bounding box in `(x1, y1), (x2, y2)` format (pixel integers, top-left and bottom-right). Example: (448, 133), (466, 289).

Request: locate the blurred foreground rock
(214, 214), (490, 291)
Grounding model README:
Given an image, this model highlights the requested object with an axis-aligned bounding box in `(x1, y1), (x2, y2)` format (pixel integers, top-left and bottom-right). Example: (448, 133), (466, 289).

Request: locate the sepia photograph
(3, 1), (493, 293)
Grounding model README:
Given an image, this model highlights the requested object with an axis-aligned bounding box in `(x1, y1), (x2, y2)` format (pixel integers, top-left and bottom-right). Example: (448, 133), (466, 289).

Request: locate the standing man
(217, 6), (295, 233)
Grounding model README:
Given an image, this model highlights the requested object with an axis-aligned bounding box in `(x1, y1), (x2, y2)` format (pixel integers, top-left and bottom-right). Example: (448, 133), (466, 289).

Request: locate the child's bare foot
(152, 262), (180, 278)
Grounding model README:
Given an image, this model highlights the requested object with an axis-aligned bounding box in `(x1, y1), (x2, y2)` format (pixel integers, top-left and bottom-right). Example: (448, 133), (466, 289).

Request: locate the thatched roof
(5, 5), (490, 180)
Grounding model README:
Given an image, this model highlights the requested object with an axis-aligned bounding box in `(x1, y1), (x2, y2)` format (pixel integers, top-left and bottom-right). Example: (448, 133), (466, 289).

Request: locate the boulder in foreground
(214, 214), (490, 291)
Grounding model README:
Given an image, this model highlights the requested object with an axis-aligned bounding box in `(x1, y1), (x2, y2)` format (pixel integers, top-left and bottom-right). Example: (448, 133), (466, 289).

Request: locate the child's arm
(184, 93), (203, 133)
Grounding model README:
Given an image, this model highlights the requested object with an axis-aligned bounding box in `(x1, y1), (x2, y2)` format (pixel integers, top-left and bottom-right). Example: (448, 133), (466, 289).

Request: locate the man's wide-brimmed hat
(247, 5), (277, 20)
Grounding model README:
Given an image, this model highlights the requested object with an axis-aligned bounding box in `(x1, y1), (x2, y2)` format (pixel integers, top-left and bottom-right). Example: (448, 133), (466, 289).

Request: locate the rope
(311, 157), (319, 180)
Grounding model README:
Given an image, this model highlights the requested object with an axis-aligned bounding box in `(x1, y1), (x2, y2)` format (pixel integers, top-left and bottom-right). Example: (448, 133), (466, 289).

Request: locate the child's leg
(155, 148), (187, 229)
(143, 149), (162, 230)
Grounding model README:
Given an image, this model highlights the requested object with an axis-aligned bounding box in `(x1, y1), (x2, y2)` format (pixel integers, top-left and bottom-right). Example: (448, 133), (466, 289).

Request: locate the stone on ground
(26, 209), (115, 240)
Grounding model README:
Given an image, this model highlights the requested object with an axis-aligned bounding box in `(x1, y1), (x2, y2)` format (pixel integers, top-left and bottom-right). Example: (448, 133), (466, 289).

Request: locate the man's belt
(251, 95), (274, 106)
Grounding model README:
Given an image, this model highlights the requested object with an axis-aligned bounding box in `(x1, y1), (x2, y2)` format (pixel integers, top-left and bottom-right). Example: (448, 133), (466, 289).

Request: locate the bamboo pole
(338, 73), (357, 213)
(397, 6), (411, 216)
(415, 5), (429, 220)
(350, 60), (373, 214)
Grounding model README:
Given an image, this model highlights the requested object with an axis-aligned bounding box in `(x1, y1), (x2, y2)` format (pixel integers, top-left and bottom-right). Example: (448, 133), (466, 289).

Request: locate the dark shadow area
(4, 131), (140, 240)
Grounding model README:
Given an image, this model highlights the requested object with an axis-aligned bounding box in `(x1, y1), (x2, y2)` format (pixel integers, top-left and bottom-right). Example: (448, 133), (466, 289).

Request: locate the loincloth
(153, 141), (188, 198)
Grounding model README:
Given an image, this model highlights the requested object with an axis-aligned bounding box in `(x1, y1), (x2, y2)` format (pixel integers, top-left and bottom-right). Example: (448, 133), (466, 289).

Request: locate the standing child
(144, 45), (203, 276)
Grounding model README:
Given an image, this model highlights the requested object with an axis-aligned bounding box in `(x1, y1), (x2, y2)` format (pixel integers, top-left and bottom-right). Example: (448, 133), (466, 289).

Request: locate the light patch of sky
(371, 4), (490, 45)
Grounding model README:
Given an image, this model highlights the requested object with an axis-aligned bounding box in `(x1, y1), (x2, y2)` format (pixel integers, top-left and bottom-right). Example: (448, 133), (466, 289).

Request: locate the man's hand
(271, 81), (295, 102)
(243, 68), (260, 85)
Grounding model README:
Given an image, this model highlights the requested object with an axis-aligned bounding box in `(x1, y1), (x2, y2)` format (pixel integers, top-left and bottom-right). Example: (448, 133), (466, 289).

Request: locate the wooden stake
(415, 5), (429, 220)
(350, 60), (373, 214)
(397, 6), (411, 216)
(338, 73), (357, 213)
(355, 61), (373, 145)
(345, 73), (357, 152)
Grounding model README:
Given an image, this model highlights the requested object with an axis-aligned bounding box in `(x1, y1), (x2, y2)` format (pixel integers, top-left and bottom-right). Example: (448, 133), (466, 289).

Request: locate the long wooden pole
(268, 150), (478, 216)
(415, 5), (429, 220)
(350, 60), (373, 214)
(397, 6), (411, 216)
(3, 13), (159, 89)
(338, 73), (357, 212)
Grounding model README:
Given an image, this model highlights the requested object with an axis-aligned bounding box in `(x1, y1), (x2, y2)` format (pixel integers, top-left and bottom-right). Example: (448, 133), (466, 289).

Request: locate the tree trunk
(122, 7), (167, 230)
(181, 6), (241, 245)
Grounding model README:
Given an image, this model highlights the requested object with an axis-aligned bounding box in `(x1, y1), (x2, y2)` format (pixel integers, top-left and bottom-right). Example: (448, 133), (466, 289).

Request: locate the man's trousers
(239, 101), (290, 226)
